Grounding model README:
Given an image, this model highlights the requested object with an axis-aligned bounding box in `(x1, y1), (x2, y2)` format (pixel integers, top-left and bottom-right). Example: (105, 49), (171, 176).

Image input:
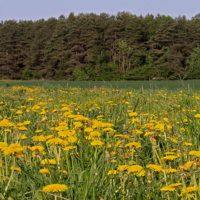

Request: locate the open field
(1, 80), (200, 90)
(1, 86), (200, 199)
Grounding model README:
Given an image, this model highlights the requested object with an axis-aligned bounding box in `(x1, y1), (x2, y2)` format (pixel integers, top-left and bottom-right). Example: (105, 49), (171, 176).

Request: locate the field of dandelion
(1, 85), (200, 199)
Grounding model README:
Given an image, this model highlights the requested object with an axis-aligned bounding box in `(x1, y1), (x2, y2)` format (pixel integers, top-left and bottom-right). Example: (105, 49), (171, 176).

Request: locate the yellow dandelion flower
(18, 126), (27, 131)
(0, 142), (8, 149)
(103, 128), (114, 132)
(20, 134), (27, 140)
(107, 170), (118, 175)
(91, 140), (104, 147)
(144, 132), (154, 137)
(3, 144), (24, 156)
(10, 166), (21, 172)
(184, 142), (192, 146)
(42, 184), (68, 193)
(0, 119), (14, 127)
(64, 146), (77, 151)
(160, 186), (176, 192)
(90, 131), (101, 137)
(146, 164), (163, 172)
(40, 168), (50, 174)
(67, 136), (77, 143)
(164, 168), (177, 173)
(125, 142), (141, 149)
(84, 127), (93, 132)
(117, 165), (129, 172)
(46, 138), (64, 145)
(29, 146), (44, 152)
(161, 156), (178, 162)
(136, 169), (146, 177)
(60, 170), (67, 174)
(128, 165), (143, 173)
(188, 151), (200, 157)
(35, 130), (43, 133)
(41, 159), (56, 165)
(133, 130), (143, 135)
(181, 186), (198, 194)
(129, 112), (138, 117)
(164, 152), (175, 155)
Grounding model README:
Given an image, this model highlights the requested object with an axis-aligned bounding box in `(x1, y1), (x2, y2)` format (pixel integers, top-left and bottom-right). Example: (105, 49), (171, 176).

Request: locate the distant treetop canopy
(0, 12), (200, 81)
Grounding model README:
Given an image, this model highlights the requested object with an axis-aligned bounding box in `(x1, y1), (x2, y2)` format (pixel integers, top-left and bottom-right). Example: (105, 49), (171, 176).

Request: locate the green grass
(0, 80), (200, 90)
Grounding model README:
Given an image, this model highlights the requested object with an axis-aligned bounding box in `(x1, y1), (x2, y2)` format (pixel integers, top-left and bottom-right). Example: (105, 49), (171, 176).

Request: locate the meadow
(1, 85), (200, 199)
(1, 79), (200, 90)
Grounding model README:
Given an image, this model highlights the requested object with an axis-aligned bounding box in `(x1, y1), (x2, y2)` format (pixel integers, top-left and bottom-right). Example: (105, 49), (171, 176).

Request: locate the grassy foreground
(0, 79), (200, 90)
(0, 86), (200, 199)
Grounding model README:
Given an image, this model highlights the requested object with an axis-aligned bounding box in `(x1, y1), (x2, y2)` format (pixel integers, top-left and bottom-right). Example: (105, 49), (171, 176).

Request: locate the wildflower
(136, 170), (146, 177)
(40, 168), (50, 174)
(184, 161), (195, 169)
(41, 159), (56, 165)
(42, 184), (68, 193)
(188, 151), (200, 157)
(91, 140), (104, 147)
(46, 138), (64, 145)
(125, 142), (141, 149)
(0, 142), (8, 149)
(90, 131), (101, 137)
(67, 136), (77, 143)
(35, 130), (43, 133)
(132, 118), (140, 123)
(164, 168), (177, 173)
(181, 186), (198, 194)
(60, 170), (67, 174)
(84, 128), (93, 132)
(64, 146), (77, 151)
(129, 112), (138, 117)
(164, 152), (175, 155)
(161, 156), (178, 162)
(3, 144), (24, 156)
(19, 126), (27, 131)
(29, 146), (44, 153)
(20, 134), (27, 140)
(146, 164), (163, 172)
(128, 165), (143, 174)
(144, 132), (154, 137)
(117, 165), (129, 172)
(184, 143), (192, 146)
(160, 183), (182, 192)
(133, 130), (143, 134)
(0, 119), (14, 127)
(10, 166), (21, 172)
(103, 128), (114, 132)
(107, 170), (118, 175)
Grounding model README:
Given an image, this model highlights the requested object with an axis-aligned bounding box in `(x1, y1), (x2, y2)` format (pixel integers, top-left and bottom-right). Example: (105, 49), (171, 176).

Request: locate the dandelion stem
(4, 156), (15, 195)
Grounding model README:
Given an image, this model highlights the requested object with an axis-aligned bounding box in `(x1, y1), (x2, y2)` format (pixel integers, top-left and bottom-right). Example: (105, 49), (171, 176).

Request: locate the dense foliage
(1, 12), (200, 80)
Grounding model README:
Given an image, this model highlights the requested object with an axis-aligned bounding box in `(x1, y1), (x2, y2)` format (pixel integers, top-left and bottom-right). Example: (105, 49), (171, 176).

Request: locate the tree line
(1, 12), (200, 81)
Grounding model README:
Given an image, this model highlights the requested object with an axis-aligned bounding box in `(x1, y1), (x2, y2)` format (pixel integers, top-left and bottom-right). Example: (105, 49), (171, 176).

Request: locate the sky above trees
(0, 0), (200, 21)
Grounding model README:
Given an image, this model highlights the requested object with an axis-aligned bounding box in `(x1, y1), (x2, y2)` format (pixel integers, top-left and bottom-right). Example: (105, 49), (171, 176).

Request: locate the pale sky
(0, 0), (200, 21)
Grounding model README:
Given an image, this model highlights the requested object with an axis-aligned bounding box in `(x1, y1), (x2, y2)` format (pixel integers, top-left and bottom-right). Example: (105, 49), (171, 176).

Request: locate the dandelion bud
(95, 171), (99, 176)
(147, 178), (152, 184)
(105, 151), (110, 161)
(192, 161), (198, 170)
(134, 181), (137, 186)
(147, 170), (151, 177)
(123, 124), (126, 130)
